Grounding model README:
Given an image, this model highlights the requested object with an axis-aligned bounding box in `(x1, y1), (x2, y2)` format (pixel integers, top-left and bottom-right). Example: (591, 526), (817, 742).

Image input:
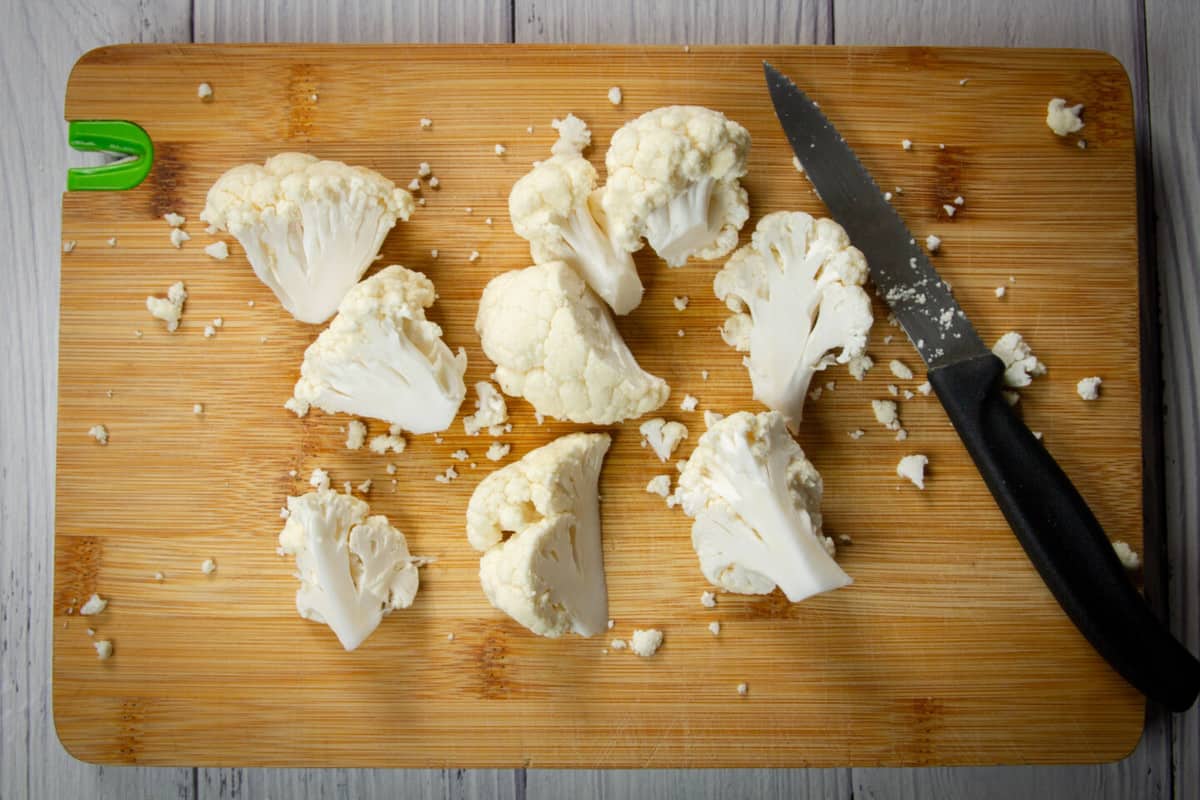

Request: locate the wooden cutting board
(55, 44), (1145, 767)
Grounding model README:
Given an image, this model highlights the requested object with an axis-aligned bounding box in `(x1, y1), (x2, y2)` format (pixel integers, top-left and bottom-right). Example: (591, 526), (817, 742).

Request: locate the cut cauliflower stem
(476, 261), (669, 424)
(677, 411), (850, 602)
(278, 485), (420, 651)
(466, 433), (611, 637)
(604, 105), (751, 267)
(201, 153), (415, 324)
(714, 212), (873, 430)
(293, 265), (466, 434)
(509, 147), (644, 314)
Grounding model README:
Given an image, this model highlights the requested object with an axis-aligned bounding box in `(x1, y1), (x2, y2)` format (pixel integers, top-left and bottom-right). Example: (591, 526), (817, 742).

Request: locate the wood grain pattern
(0, 2), (196, 799)
(55, 44), (1144, 769)
(1146, 0), (1200, 797)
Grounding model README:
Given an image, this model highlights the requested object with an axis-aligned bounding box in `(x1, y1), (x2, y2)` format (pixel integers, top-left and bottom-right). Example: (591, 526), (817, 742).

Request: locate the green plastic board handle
(67, 120), (154, 191)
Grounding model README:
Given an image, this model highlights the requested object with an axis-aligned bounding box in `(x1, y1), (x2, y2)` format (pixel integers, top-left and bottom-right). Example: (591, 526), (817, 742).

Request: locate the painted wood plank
(514, 2), (846, 796)
(835, 0), (1172, 797)
(1146, 0), (1200, 797)
(190, 2), (514, 797)
(0, 1), (195, 798)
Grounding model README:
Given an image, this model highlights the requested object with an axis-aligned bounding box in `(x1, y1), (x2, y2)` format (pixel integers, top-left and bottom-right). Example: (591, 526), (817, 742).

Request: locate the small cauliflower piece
(680, 394), (699, 412)
(608, 87), (623, 105)
(163, 212), (186, 227)
(630, 628), (663, 657)
(1077, 376), (1102, 400)
(872, 399), (900, 431)
(897, 454), (928, 489)
(1112, 541), (1140, 570)
(993, 332), (1047, 388)
(677, 410), (851, 603)
(200, 153), (415, 324)
(509, 146), (643, 314)
(463, 381), (510, 436)
(197, 82), (213, 99)
(639, 418), (689, 462)
(476, 261), (669, 424)
(889, 359), (914, 381)
(88, 424), (109, 445)
(204, 241), (229, 260)
(1046, 98), (1084, 136)
(466, 433), (611, 637)
(94, 640), (113, 660)
(715, 212), (873, 430)
(146, 281), (187, 332)
(646, 474), (673, 498)
(79, 593), (108, 615)
(486, 442), (511, 461)
(201, 558), (217, 575)
(293, 265), (467, 434)
(604, 105), (751, 267)
(279, 486), (420, 651)
(345, 420), (367, 450)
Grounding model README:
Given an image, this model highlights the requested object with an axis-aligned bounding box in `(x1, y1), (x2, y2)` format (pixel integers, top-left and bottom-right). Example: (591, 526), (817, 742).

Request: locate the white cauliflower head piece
(200, 153), (414, 324)
(279, 486), (420, 651)
(677, 410), (851, 602)
(293, 265), (467, 433)
(714, 212), (873, 430)
(603, 105), (751, 267)
(476, 261), (669, 424)
(509, 152), (643, 315)
(466, 432), (611, 638)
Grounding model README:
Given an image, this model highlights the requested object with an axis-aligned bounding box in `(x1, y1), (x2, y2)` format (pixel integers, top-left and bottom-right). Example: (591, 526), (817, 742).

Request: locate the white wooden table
(2, 1), (1195, 797)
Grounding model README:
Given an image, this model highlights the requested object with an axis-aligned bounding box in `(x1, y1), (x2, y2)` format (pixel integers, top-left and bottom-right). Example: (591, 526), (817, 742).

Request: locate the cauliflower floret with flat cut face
(476, 261), (669, 424)
(200, 153), (415, 324)
(467, 433), (611, 637)
(278, 486), (420, 651)
(714, 212), (873, 430)
(510, 153), (643, 315)
(603, 106), (751, 267)
(677, 410), (851, 602)
(293, 265), (466, 434)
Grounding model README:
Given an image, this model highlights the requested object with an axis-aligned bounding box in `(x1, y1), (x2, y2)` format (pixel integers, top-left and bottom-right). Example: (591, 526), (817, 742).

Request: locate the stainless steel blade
(764, 61), (986, 369)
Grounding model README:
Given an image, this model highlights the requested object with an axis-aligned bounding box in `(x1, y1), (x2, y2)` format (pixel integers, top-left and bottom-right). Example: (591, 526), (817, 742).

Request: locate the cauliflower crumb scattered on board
(608, 86), (622, 105)
(646, 474), (672, 498)
(639, 418), (689, 462)
(886, 384), (898, 397)
(407, 178), (420, 191)
(107, 237), (118, 247)
(701, 591), (717, 608)
(847, 354), (874, 381)
(434, 466), (458, 484)
(897, 454), (929, 489)
(468, 250), (479, 262)
(673, 296), (690, 311)
(1077, 376), (1102, 401)
(88, 424), (109, 445)
(201, 558), (217, 574)
(204, 241), (229, 260)
(486, 442), (511, 461)
(451, 449), (470, 462)
(995, 285), (1007, 298)
(494, 143), (507, 156)
(356, 479), (373, 494)
(420, 117), (433, 129)
(1112, 541), (1140, 570)
(889, 359), (914, 381)
(611, 638), (627, 650)
(680, 395), (699, 412)
(429, 176), (440, 188)
(993, 332), (1046, 388)
(737, 682), (749, 696)
(1046, 98), (1084, 136)
(447, 632), (455, 642)
(169, 228), (191, 248)
(345, 420), (367, 450)
(154, 572), (165, 581)
(164, 212), (186, 227)
(197, 82), (213, 99)
(146, 281), (187, 332)
(193, 403), (203, 414)
(901, 139), (913, 150)
(954, 196), (964, 206)
(63, 240), (77, 253)
(701, 370), (710, 381)
(872, 399), (901, 431)
(792, 155), (804, 173)
(203, 324), (216, 338)
(630, 629), (663, 657)
(464, 381), (509, 437)
(848, 429), (865, 440)
(943, 204), (957, 217)
(94, 640), (113, 660)
(708, 621), (721, 636)
(925, 234), (941, 252)
(79, 594), (108, 615)
(917, 381), (932, 396)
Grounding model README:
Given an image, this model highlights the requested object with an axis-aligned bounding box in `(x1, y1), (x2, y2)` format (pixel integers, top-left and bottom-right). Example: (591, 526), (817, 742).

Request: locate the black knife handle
(929, 352), (1200, 711)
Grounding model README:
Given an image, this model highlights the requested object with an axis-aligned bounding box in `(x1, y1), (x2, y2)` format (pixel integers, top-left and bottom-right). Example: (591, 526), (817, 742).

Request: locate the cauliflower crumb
(954, 196), (964, 206)
(847, 354), (874, 381)
(701, 591), (717, 608)
(943, 204), (957, 217)
(485, 217), (493, 225)
(701, 370), (710, 381)
(925, 234), (941, 252)
(959, 78), (969, 86)
(385, 463), (397, 476)
(884, 191), (893, 201)
(792, 155), (804, 173)
(630, 629), (663, 658)
(164, 212), (186, 227)
(309, 467), (330, 491)
(94, 640), (113, 660)
(848, 429), (865, 440)
(902, 390), (914, 400)
(448, 449), (469, 462)
(369, 433), (406, 455)
(356, 478), (373, 494)
(809, 387), (823, 402)
(169, 228), (191, 248)
(889, 359), (914, 381)
(611, 638), (627, 650)
(646, 474), (673, 499)
(468, 250), (479, 262)
(247, 300), (255, 307)
(494, 143), (507, 156)
(154, 572), (165, 581)
(486, 442), (511, 461)
(886, 384), (899, 396)
(1003, 390), (1021, 406)
(1078, 139), (1088, 149)
(434, 466), (459, 484)
(737, 682), (749, 696)
(201, 558), (217, 575)
(673, 296), (690, 311)
(917, 381), (932, 396)
(708, 621), (720, 636)
(146, 281), (187, 332)
(418, 162), (432, 178)
(429, 176), (440, 188)
(345, 420), (367, 450)
(897, 454), (928, 489)
(1033, 431), (1043, 440)
(680, 394), (699, 412)
(993, 332), (1047, 387)
(419, 117), (433, 129)
(204, 241), (230, 259)
(872, 400), (901, 431)
(995, 285), (1007, 298)
(677, 329), (685, 338)
(197, 82), (213, 99)
(901, 139), (913, 150)
(1077, 376), (1102, 401)
(895, 429), (908, 441)
(79, 594), (108, 615)
(107, 237), (117, 247)
(407, 178), (420, 191)
(63, 240), (77, 253)
(88, 424), (109, 445)
(1112, 541), (1140, 570)
(203, 324), (216, 338)
(1046, 98), (1084, 136)
(192, 403), (203, 414)
(608, 86), (622, 105)
(284, 396), (310, 418)
(607, 619), (615, 630)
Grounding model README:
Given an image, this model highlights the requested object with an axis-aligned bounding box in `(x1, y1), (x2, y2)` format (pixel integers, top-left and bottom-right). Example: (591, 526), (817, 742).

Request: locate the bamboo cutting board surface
(55, 45), (1144, 767)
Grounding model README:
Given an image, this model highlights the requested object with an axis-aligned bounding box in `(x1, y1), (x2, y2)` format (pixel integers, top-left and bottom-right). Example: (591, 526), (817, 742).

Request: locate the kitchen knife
(764, 61), (1200, 712)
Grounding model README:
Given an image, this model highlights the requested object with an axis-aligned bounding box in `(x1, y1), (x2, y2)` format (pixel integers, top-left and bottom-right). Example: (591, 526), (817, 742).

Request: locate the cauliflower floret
(278, 486), (420, 651)
(603, 106), (751, 267)
(200, 153), (414, 324)
(466, 433), (611, 637)
(676, 410), (851, 602)
(992, 332), (1047, 388)
(714, 212), (873, 430)
(476, 261), (669, 424)
(1046, 98), (1084, 136)
(550, 113), (592, 156)
(293, 265), (467, 433)
(146, 281), (187, 332)
(463, 381), (510, 436)
(509, 153), (643, 314)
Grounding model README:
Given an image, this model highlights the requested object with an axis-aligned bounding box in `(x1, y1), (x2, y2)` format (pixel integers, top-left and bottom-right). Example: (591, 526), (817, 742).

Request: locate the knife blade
(764, 61), (1200, 711)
